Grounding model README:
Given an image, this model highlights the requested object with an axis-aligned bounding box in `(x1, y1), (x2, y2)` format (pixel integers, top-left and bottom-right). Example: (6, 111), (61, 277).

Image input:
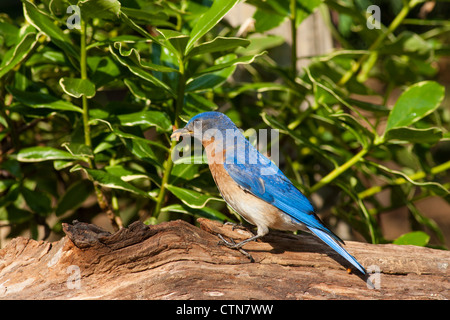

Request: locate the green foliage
(384, 81), (444, 132)
(393, 231), (430, 246)
(0, 0), (449, 248)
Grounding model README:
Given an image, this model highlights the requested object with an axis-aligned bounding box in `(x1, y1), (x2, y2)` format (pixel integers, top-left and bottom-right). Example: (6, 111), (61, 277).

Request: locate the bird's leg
(217, 234), (258, 262)
(223, 221), (251, 232)
(225, 234), (263, 249)
(217, 233), (237, 247)
(217, 233), (266, 263)
(217, 226), (267, 262)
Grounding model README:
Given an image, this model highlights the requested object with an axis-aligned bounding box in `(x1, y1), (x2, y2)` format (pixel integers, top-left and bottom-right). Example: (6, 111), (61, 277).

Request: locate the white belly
(224, 186), (301, 233)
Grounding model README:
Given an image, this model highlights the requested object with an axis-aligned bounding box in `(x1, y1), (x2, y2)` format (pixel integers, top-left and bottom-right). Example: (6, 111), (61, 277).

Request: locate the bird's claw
(217, 234), (238, 247)
(217, 234), (255, 263)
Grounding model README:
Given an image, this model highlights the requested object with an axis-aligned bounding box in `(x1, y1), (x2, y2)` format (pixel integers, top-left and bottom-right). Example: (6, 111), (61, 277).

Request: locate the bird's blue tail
(308, 227), (366, 275)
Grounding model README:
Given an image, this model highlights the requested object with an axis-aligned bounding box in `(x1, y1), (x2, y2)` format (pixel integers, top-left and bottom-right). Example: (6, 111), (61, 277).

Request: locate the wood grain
(0, 218), (448, 299)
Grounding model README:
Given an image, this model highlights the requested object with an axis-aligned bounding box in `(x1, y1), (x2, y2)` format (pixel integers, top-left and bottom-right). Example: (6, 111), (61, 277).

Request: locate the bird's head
(171, 111), (238, 144)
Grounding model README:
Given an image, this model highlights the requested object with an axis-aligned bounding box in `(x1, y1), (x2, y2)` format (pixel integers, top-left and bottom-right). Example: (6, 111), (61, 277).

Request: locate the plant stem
(0, 97), (19, 153)
(310, 148), (368, 193)
(153, 59), (186, 219)
(174, 60), (186, 129)
(338, 1), (414, 86)
(290, 0), (297, 79)
(367, 182), (450, 217)
(80, 17), (120, 230)
(80, 19), (91, 151)
(358, 159), (450, 200)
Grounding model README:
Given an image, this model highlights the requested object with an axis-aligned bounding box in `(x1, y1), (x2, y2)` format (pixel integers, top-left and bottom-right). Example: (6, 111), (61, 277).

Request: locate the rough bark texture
(0, 218), (448, 300)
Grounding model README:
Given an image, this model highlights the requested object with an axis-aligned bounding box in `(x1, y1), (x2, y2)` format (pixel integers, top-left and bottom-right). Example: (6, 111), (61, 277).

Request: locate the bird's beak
(171, 127), (192, 141)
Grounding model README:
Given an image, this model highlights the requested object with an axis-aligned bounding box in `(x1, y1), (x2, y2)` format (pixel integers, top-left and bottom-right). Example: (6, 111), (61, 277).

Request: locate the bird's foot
(217, 234), (255, 263)
(223, 221), (251, 232)
(217, 233), (240, 247)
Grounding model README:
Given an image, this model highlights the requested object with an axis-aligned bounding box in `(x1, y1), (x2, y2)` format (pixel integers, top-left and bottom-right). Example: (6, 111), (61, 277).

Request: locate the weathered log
(0, 218), (448, 300)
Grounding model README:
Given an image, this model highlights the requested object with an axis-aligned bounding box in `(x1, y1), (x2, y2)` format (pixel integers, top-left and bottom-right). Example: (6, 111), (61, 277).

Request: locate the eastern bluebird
(171, 111), (366, 274)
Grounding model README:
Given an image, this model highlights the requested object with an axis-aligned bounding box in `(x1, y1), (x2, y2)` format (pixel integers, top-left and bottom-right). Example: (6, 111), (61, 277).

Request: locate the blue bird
(171, 111), (366, 274)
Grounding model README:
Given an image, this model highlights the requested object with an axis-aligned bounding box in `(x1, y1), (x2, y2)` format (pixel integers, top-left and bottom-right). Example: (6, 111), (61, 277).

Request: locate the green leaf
(22, 0), (79, 61)
(105, 165), (151, 182)
(0, 20), (20, 47)
(385, 81), (445, 132)
(156, 28), (190, 57)
(329, 112), (374, 148)
(261, 112), (339, 168)
(187, 37), (250, 58)
(170, 163), (200, 182)
(183, 93), (218, 117)
(161, 204), (230, 222)
(378, 31), (432, 60)
(252, 8), (286, 33)
(62, 142), (94, 158)
(77, 167), (152, 198)
(90, 118), (164, 168)
(194, 51), (266, 75)
(60, 77), (96, 99)
(123, 78), (154, 102)
(21, 187), (52, 216)
(186, 0), (240, 53)
(119, 11), (162, 45)
(120, 7), (173, 28)
(117, 110), (172, 131)
(235, 35), (284, 55)
(89, 56), (121, 87)
(393, 231), (430, 246)
(94, 119), (168, 151)
(55, 160), (81, 172)
(348, 97), (390, 115)
(109, 43), (176, 96)
(0, 205), (32, 223)
(7, 87), (83, 113)
(367, 161), (449, 197)
(112, 41), (178, 73)
(251, 0), (321, 30)
(166, 184), (223, 209)
(55, 180), (93, 216)
(0, 182), (20, 206)
(186, 53), (264, 92)
(228, 82), (299, 98)
(295, 0), (322, 27)
(0, 31), (40, 79)
(123, 79), (175, 102)
(79, 0), (121, 20)
(186, 68), (235, 92)
(384, 127), (443, 144)
(0, 180), (15, 193)
(16, 146), (84, 162)
(123, 138), (162, 169)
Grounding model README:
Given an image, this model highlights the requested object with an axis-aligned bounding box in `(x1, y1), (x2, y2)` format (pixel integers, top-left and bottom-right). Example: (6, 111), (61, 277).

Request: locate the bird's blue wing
(223, 141), (338, 240)
(223, 140), (366, 274)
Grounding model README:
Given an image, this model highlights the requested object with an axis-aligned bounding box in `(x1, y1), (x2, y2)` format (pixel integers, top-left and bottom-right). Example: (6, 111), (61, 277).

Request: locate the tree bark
(0, 218), (448, 299)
